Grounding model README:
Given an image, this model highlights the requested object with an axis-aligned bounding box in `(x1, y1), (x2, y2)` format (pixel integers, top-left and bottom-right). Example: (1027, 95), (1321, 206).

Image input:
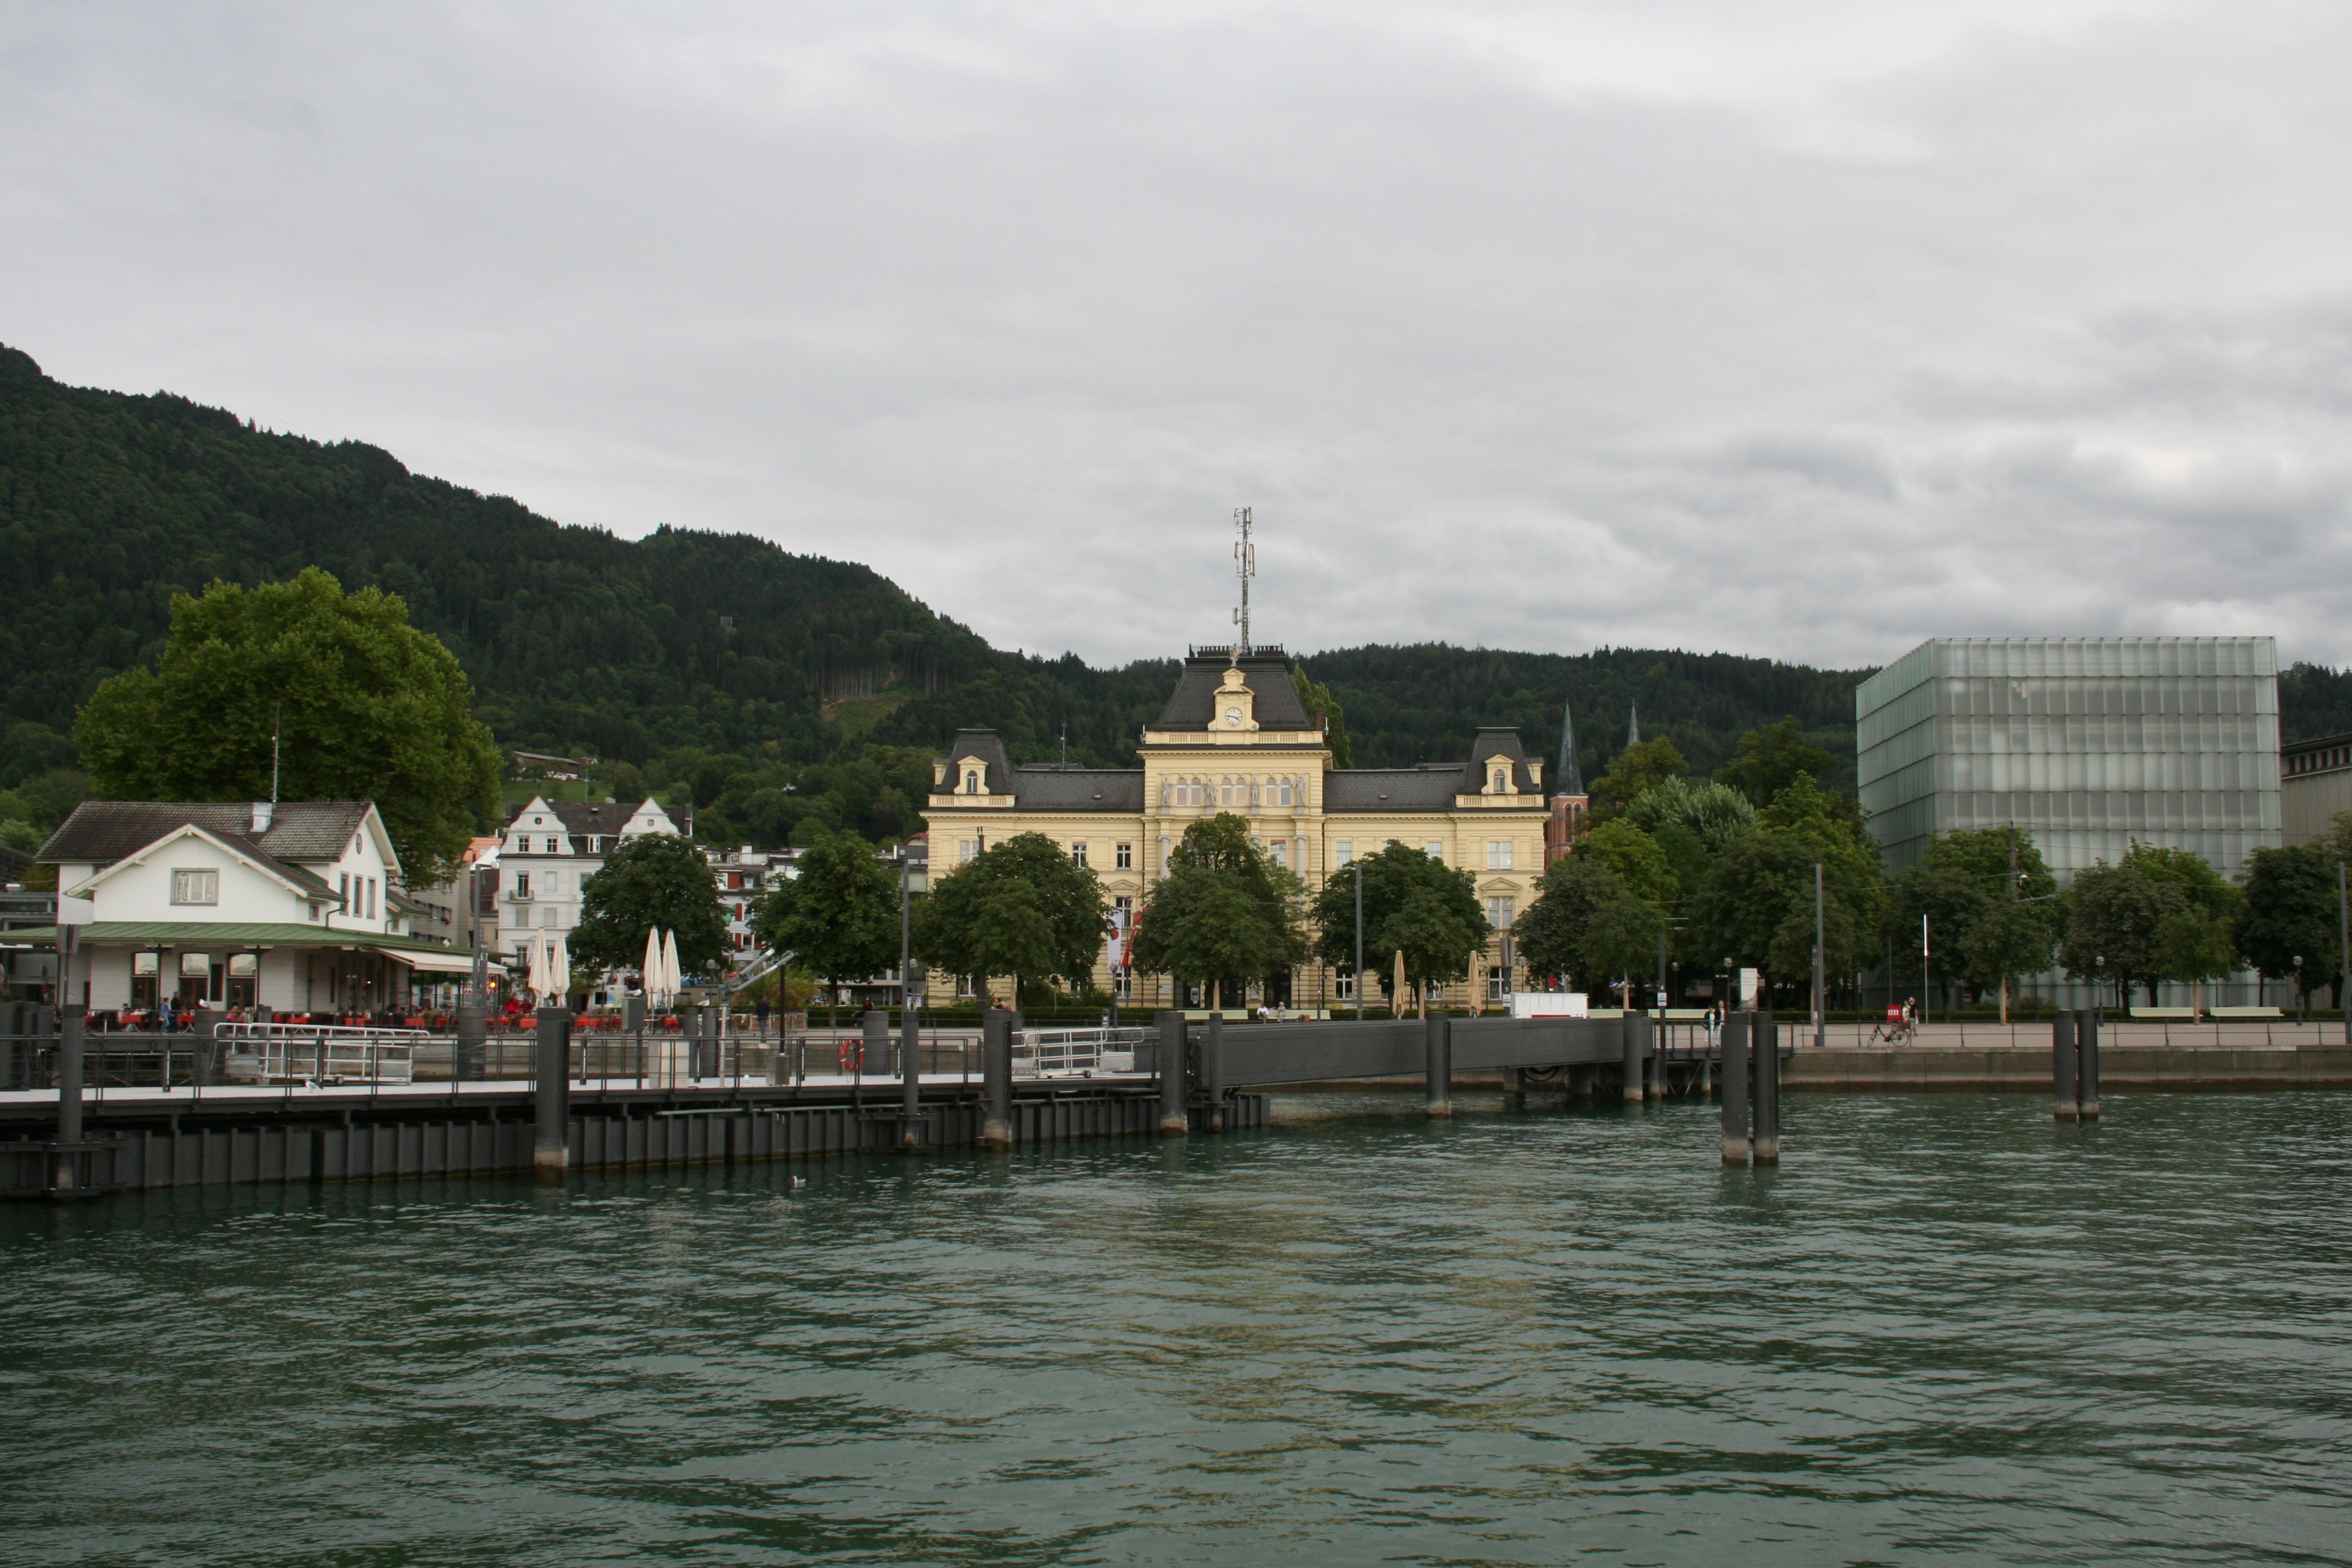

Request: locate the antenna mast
(1232, 506), (1256, 657)
(270, 702), (282, 806)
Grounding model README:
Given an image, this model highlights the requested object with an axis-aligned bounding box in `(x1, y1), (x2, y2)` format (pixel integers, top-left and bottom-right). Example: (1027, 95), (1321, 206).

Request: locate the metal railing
(1012, 1027), (1148, 1077)
(214, 1022), (423, 1085)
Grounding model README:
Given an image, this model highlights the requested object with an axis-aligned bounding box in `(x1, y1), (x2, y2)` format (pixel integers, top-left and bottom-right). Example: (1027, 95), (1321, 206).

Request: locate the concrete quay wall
(1786, 1044), (2352, 1092)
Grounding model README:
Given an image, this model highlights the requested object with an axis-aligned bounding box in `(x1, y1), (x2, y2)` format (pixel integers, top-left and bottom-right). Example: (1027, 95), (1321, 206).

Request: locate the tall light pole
(1921, 913), (1931, 1027)
(2338, 860), (2349, 1046)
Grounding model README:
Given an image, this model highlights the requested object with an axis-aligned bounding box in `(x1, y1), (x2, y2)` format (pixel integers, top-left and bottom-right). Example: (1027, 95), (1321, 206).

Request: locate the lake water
(3, 1090), (2349, 1567)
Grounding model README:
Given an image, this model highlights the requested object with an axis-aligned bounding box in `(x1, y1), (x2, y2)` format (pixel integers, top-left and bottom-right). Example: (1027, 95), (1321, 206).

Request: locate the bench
(2128, 1007), (2195, 1020)
(2206, 1006), (2285, 1019)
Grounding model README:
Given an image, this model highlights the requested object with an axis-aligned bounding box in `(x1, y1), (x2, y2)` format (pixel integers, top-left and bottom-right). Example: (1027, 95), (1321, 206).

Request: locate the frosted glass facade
(1856, 637), (2281, 883)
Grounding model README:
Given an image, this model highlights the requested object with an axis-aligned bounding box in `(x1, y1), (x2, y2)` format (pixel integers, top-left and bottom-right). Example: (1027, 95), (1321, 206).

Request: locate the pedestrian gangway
(1012, 1026), (1147, 1078)
(214, 1022), (423, 1085)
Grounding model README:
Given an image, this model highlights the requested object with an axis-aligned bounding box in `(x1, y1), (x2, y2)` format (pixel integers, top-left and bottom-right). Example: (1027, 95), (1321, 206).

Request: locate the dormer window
(1492, 767), (1508, 793)
(965, 770), (981, 794)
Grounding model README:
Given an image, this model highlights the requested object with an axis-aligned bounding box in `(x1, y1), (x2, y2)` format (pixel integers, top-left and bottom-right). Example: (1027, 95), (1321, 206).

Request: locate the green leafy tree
(1883, 864), (1996, 1002)
(913, 832), (1105, 1003)
(1580, 882), (1670, 1009)
(1687, 779), (1882, 1006)
(1289, 666), (1352, 769)
(572, 833), (731, 981)
(1927, 827), (2060, 903)
(1586, 736), (1690, 821)
(2059, 863), (2183, 1008)
(1713, 717), (1838, 806)
(2234, 844), (2341, 1008)
(1512, 857), (1622, 994)
(2155, 906), (2239, 1018)
(749, 826), (902, 1022)
(1375, 884), (1491, 1017)
(1131, 863), (1286, 1011)
(1310, 840), (1489, 1011)
(1622, 775), (1758, 855)
(72, 568), (500, 884)
(1580, 819), (1680, 913)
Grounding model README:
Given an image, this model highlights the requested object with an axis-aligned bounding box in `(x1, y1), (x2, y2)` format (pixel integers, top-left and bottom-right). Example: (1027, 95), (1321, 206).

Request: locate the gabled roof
(506, 797), (666, 838)
(61, 823), (341, 904)
(38, 800), (382, 870)
(1156, 650), (1313, 731)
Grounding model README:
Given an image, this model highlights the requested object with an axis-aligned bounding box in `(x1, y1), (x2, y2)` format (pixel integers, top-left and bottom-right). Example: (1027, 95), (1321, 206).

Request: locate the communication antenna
(270, 702), (282, 806)
(1232, 506), (1256, 657)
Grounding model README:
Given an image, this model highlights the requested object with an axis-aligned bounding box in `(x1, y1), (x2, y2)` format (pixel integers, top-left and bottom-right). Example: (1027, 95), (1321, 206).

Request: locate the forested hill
(5, 341), (2345, 847)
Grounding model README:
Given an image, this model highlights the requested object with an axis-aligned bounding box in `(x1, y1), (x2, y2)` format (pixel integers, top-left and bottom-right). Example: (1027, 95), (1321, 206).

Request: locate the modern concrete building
(1857, 636), (2281, 881)
(2281, 732), (2352, 846)
(1857, 636), (2281, 1006)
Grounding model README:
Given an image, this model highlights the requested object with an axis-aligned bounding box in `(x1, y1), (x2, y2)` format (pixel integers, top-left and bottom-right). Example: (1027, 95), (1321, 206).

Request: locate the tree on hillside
(2235, 844), (2342, 1010)
(1513, 857), (1622, 994)
(913, 832), (1104, 1004)
(572, 834), (731, 982)
(2059, 863), (2182, 1009)
(749, 827), (902, 1022)
(1290, 666), (1353, 768)
(71, 568), (500, 884)
(1310, 841), (1489, 1011)
(1713, 718), (1838, 806)
(1586, 737), (1689, 821)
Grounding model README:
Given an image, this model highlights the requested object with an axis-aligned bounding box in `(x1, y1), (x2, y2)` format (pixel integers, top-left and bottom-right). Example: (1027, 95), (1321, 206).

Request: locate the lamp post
(1812, 862), (1825, 1049)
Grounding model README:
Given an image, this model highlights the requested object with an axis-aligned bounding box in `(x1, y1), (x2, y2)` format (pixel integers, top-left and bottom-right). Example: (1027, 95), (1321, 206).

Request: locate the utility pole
(1921, 913), (1931, 1027)
(2339, 860), (2349, 1047)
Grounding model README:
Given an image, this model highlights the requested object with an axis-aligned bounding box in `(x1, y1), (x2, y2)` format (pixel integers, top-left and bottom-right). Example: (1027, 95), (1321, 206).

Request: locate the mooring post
(1720, 1010), (1751, 1164)
(1503, 1065), (1525, 1101)
(1753, 1009), (1781, 1164)
(2078, 1007), (2101, 1120)
(1642, 1012), (1665, 1100)
(2053, 1011), (2079, 1120)
(533, 1005), (571, 1180)
(979, 1007), (1015, 1149)
(1621, 1013), (1644, 1104)
(1201, 1011), (1226, 1130)
(1569, 1064), (1595, 1100)
(1156, 1010), (1190, 1137)
(456, 999), (486, 1082)
(899, 1004), (921, 1143)
(862, 1009), (889, 1102)
(53, 960), (84, 1194)
(1424, 1013), (1452, 1117)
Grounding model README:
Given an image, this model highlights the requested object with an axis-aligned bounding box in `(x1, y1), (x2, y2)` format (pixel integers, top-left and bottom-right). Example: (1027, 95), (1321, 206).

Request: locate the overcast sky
(5, 1), (2348, 672)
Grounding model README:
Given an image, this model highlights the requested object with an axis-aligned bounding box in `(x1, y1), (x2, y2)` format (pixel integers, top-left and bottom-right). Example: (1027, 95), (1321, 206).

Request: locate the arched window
(1493, 768), (1507, 793)
(964, 770), (980, 794)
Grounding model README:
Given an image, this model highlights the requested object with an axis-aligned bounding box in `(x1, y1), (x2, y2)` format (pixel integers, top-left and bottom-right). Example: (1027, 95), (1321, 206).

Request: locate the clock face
(1225, 707), (1243, 726)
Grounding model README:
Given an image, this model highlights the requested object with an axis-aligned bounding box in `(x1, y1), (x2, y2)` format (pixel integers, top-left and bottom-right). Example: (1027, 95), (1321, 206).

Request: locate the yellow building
(921, 645), (1550, 1011)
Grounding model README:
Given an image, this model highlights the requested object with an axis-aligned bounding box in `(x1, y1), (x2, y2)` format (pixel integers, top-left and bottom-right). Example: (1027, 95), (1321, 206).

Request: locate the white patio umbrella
(525, 938), (548, 1002)
(641, 927), (663, 998)
(660, 929), (683, 1003)
(548, 933), (571, 1004)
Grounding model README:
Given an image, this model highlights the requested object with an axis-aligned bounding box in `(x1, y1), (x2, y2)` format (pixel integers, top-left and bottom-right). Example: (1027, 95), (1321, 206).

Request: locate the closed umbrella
(661, 929), (683, 1004)
(1392, 948), (1407, 1019)
(525, 938), (547, 1002)
(641, 927), (662, 1000)
(549, 933), (571, 1006)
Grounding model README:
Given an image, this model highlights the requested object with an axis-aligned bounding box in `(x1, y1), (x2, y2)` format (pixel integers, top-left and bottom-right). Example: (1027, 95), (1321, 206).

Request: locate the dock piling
(1203, 1012), (1226, 1130)
(1156, 1011), (1189, 1137)
(2053, 1012), (2079, 1120)
(1621, 1015), (1644, 1105)
(533, 1007), (571, 1179)
(1424, 1013), (1452, 1117)
(899, 1005), (921, 1144)
(1720, 1011), (1751, 1164)
(2078, 1009), (2102, 1119)
(1752, 1009), (1780, 1164)
(979, 1008), (1015, 1148)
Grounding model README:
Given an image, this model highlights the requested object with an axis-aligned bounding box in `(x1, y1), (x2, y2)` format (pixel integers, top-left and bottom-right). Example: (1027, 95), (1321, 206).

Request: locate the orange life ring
(838, 1040), (864, 1074)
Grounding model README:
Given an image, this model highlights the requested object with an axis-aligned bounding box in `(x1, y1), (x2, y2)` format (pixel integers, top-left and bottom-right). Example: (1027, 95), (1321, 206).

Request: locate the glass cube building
(1857, 637), (2281, 883)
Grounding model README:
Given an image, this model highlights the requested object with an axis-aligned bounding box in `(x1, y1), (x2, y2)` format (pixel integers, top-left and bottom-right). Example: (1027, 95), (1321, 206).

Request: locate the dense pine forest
(4, 341), (2345, 851)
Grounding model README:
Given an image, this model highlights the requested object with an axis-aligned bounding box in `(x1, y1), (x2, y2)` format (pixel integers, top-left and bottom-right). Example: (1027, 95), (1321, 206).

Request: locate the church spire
(1554, 700), (1585, 797)
(1626, 701), (1640, 748)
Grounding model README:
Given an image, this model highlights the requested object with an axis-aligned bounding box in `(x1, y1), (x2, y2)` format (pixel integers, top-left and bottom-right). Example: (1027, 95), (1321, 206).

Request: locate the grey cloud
(3, 1), (2349, 675)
